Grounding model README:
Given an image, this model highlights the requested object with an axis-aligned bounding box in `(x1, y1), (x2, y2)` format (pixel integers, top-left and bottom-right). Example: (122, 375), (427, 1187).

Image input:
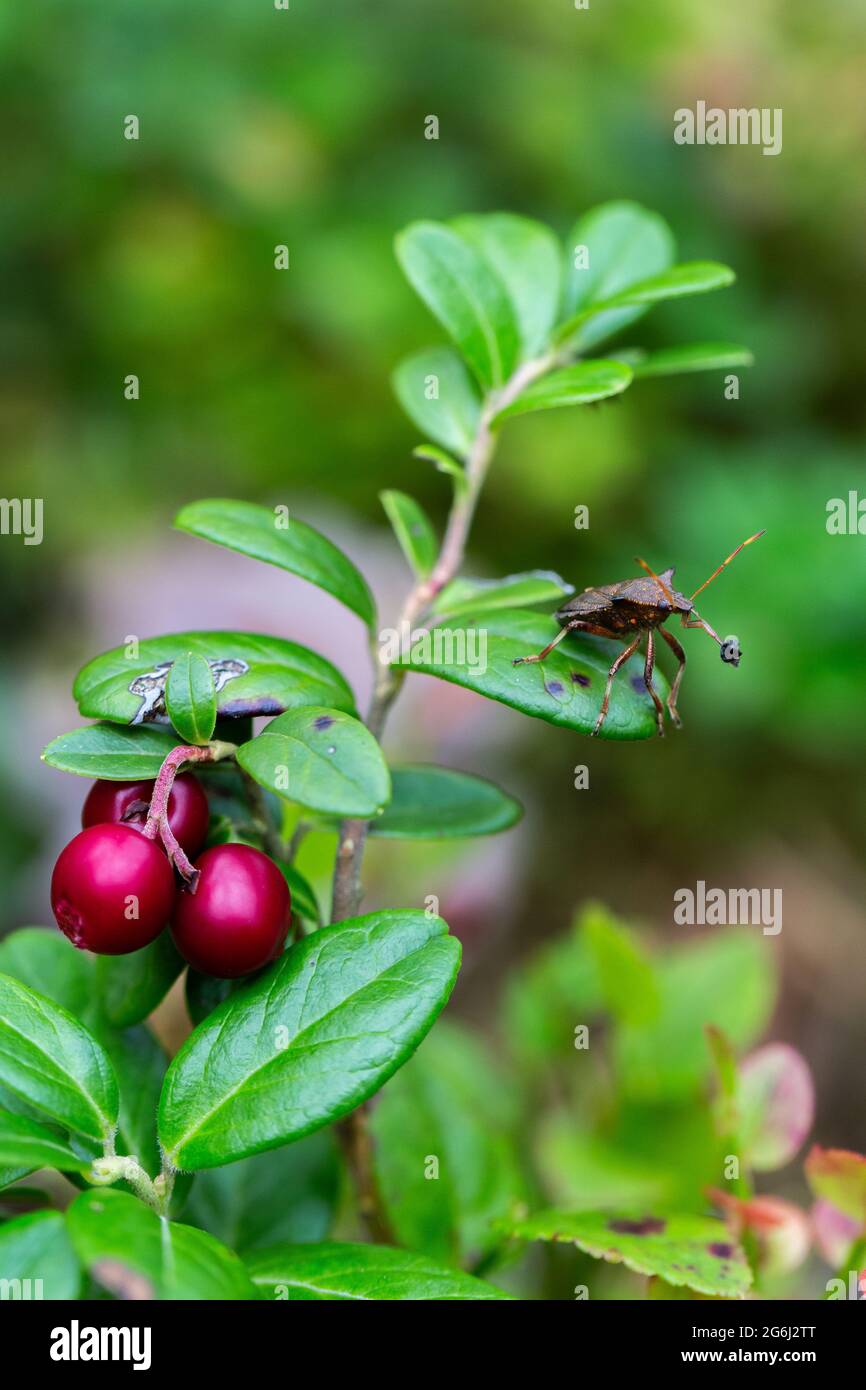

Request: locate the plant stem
(330, 352), (551, 1238)
(144, 740), (236, 882)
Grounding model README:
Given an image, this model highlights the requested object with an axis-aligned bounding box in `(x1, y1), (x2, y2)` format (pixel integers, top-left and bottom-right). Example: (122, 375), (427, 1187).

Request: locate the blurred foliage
(2, 0), (865, 1202)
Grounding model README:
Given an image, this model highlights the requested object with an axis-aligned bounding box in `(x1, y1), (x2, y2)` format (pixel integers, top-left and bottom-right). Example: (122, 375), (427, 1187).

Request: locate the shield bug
(512, 531), (765, 736)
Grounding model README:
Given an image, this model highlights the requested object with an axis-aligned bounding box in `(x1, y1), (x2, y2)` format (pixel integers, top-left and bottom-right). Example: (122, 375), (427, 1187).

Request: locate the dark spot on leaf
(709, 1242), (734, 1259)
(631, 675), (645, 693)
(546, 680), (565, 696)
(571, 672), (591, 687)
(608, 1217), (666, 1236)
(313, 715), (335, 731)
(220, 698), (283, 717)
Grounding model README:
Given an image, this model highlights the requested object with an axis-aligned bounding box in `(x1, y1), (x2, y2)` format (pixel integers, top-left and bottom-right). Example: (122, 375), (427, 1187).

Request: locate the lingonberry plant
(2, 202), (850, 1301)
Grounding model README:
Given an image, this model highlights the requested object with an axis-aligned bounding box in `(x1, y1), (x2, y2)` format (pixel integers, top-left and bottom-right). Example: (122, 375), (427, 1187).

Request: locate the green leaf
(0, 928), (94, 1018)
(560, 200), (675, 351)
(371, 1021), (527, 1264)
(412, 444), (468, 495)
(41, 723), (181, 779)
(247, 1241), (510, 1300)
(434, 570), (574, 619)
(395, 221), (519, 389)
(534, 1117), (672, 1211)
(452, 212), (561, 358)
(616, 341), (754, 378)
(184, 970), (239, 1029)
(582, 903), (659, 1026)
(805, 1146), (866, 1223)
(74, 630), (356, 728)
(0, 974), (118, 1143)
(369, 764), (522, 839)
(98, 1024), (167, 1178)
(158, 909), (460, 1170)
(238, 708), (391, 818)
(491, 360), (633, 424)
(503, 1209), (751, 1298)
(0, 1110), (93, 1176)
(175, 498), (375, 627)
(615, 933), (775, 1101)
(392, 348), (482, 459)
(277, 862), (321, 928)
(165, 650), (217, 745)
(0, 1211), (81, 1299)
(501, 913), (603, 1072)
(186, 1130), (341, 1252)
(555, 261), (736, 344)
(391, 607), (670, 741)
(67, 1189), (257, 1300)
(94, 934), (185, 1029)
(379, 489), (438, 579)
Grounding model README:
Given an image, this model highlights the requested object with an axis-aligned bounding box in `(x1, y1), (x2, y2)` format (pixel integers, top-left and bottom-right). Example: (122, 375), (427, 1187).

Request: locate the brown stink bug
(512, 531), (765, 737)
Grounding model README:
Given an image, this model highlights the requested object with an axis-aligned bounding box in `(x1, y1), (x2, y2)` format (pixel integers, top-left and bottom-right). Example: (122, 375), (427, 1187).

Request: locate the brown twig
(330, 353), (552, 1240)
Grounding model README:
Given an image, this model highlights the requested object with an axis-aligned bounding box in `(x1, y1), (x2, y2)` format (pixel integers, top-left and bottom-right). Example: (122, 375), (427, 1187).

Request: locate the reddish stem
(144, 742), (235, 885)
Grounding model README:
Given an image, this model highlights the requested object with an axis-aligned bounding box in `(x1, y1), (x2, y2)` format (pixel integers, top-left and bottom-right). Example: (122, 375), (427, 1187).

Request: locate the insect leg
(682, 611), (722, 647)
(512, 618), (615, 666)
(592, 634), (641, 737)
(660, 626), (685, 729)
(643, 630), (666, 737)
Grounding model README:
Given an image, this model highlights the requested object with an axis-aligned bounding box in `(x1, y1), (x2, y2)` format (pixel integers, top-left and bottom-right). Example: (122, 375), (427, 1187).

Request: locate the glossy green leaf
(94, 934), (185, 1030)
(0, 928), (94, 1018)
(393, 348), (481, 459)
(391, 608), (670, 740)
(452, 212), (561, 358)
(434, 569), (574, 619)
(175, 498), (375, 626)
(369, 764), (522, 839)
(248, 1241), (510, 1300)
(396, 221), (519, 389)
(186, 1131), (340, 1252)
(615, 933), (775, 1101)
(0, 1110), (93, 1176)
(560, 200), (675, 351)
(492, 360), (633, 424)
(371, 1021), (527, 1264)
(739, 1044), (814, 1172)
(238, 708), (391, 818)
(555, 261), (735, 344)
(41, 723), (181, 779)
(74, 630), (356, 728)
(503, 1209), (751, 1297)
(617, 341), (754, 378)
(165, 650), (217, 745)
(582, 902), (659, 1026)
(380, 489), (437, 579)
(0, 974), (118, 1143)
(0, 1210), (81, 1299)
(67, 1189), (257, 1300)
(805, 1146), (866, 1223)
(158, 909), (460, 1170)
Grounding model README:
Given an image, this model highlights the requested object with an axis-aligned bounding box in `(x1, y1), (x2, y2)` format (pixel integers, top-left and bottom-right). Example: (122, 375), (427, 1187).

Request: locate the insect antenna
(634, 556), (676, 607)
(690, 530), (765, 601)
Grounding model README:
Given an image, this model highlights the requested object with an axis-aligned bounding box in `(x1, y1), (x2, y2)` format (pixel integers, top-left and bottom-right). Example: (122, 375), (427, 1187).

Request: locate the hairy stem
(330, 352), (551, 1238)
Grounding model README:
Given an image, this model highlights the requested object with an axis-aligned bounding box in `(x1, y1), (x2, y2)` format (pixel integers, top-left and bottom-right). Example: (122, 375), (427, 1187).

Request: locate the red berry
(51, 823), (176, 955)
(171, 844), (290, 979)
(82, 773), (209, 856)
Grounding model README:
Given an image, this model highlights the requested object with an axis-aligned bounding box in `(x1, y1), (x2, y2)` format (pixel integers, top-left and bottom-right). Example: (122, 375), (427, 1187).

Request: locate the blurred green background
(2, 0), (865, 1265)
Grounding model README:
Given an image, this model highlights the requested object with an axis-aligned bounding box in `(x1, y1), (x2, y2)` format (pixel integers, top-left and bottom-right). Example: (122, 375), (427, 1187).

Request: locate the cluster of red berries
(50, 775), (290, 978)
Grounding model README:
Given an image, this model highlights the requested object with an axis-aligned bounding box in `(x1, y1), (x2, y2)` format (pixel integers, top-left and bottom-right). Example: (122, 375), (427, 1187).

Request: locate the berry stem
(144, 740), (236, 883)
